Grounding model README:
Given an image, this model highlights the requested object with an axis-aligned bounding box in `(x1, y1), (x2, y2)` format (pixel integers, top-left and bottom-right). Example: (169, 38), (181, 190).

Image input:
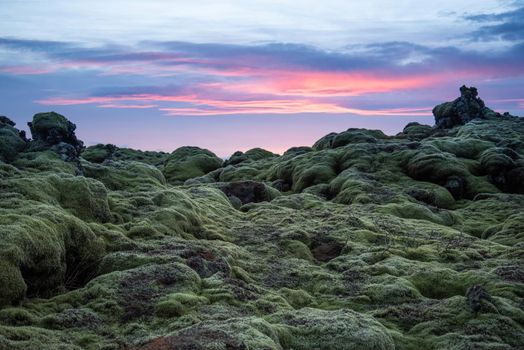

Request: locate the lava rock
(81, 144), (117, 163)
(0, 116), (16, 127)
(271, 178), (291, 192)
(183, 249), (231, 278)
(466, 285), (491, 314)
(27, 112), (84, 164)
(433, 85), (500, 128)
(0, 116), (28, 162)
(445, 175), (466, 200)
(219, 180), (275, 205)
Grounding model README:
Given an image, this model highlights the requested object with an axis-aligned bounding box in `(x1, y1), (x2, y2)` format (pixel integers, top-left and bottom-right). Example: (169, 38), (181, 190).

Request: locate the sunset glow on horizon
(1, 1), (522, 156)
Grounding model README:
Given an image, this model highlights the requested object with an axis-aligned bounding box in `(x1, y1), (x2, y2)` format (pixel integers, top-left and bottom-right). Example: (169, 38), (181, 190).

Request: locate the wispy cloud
(465, 5), (524, 41)
(14, 37), (519, 117)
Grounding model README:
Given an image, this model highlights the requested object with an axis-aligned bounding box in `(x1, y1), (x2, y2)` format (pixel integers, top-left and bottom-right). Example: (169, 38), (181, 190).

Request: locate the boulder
(433, 85), (500, 128)
(219, 180), (278, 205)
(27, 112), (84, 163)
(81, 144), (117, 163)
(466, 285), (491, 314)
(0, 116), (28, 162)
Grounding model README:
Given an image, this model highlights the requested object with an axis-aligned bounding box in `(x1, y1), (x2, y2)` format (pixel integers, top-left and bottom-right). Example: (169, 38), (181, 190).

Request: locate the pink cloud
(0, 65), (55, 75)
(213, 70), (449, 97)
(30, 46), (517, 117)
(97, 103), (158, 109)
(486, 98), (524, 110)
(37, 91), (432, 117)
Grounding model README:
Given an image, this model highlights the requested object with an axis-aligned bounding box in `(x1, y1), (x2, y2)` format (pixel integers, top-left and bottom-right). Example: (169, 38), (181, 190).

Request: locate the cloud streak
(466, 5), (524, 41)
(17, 37), (520, 117)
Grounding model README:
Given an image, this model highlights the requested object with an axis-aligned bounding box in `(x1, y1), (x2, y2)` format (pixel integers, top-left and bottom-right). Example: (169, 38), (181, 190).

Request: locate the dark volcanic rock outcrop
(433, 85), (500, 128)
(27, 112), (84, 162)
(0, 116), (28, 162)
(219, 180), (279, 207)
(81, 144), (117, 163)
(466, 285), (492, 314)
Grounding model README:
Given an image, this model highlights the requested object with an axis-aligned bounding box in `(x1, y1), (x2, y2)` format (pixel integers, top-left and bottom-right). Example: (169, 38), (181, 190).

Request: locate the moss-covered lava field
(0, 86), (523, 349)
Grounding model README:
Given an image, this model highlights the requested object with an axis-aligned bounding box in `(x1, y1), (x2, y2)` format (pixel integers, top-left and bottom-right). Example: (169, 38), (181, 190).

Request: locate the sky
(0, 0), (523, 157)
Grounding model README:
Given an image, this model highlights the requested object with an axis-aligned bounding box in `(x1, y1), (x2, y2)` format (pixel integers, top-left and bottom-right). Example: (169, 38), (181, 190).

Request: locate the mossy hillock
(0, 116), (28, 163)
(0, 86), (523, 349)
(162, 146), (224, 184)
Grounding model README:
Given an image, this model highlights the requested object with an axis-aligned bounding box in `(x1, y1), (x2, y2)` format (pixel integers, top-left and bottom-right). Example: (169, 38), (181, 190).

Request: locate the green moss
(278, 288), (314, 309)
(163, 146), (223, 183)
(81, 144), (113, 163)
(268, 308), (395, 350)
(226, 148), (277, 165)
(2, 173), (111, 222)
(364, 276), (422, 305)
(97, 252), (168, 275)
(155, 292), (208, 318)
(0, 205), (105, 306)
(378, 202), (458, 226)
(82, 144), (168, 165)
(12, 151), (77, 174)
(0, 123), (26, 162)
(428, 138), (492, 159)
(408, 268), (470, 299)
(313, 128), (386, 149)
(404, 146), (468, 183)
(30, 112), (70, 137)
(0, 256), (26, 307)
(281, 240), (314, 261)
(405, 183), (456, 209)
(432, 101), (454, 120)
(231, 266), (255, 283)
(330, 169), (377, 204)
(254, 293), (291, 314)
(401, 122), (433, 140)
(218, 165), (262, 182)
(485, 212), (524, 245)
(0, 307), (35, 326)
(83, 160), (166, 191)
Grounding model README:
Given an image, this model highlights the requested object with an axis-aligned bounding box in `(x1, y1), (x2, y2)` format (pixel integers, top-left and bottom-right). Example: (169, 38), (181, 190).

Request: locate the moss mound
(226, 148), (277, 165)
(0, 117), (27, 163)
(269, 308), (394, 350)
(163, 146), (223, 184)
(82, 144), (168, 165)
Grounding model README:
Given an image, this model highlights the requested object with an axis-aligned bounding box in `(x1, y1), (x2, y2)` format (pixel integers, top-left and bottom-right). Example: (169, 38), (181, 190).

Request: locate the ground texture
(0, 87), (523, 349)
